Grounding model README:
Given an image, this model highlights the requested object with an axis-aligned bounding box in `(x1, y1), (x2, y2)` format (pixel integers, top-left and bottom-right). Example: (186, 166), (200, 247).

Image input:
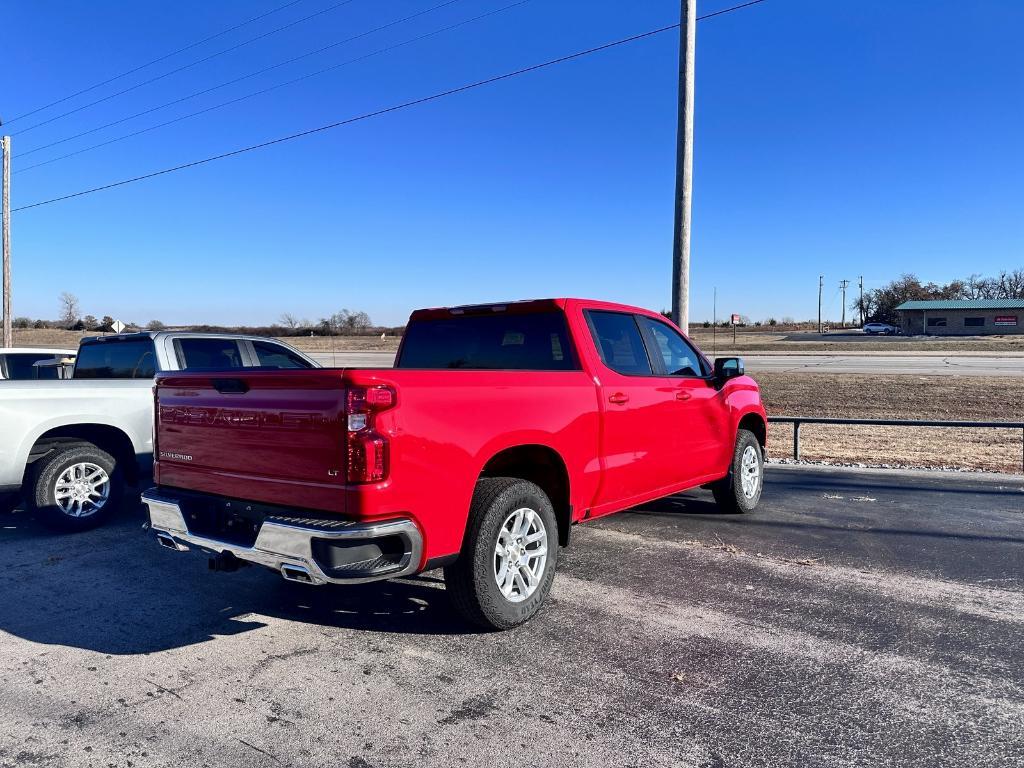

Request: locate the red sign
(730, 314), (741, 325)
(994, 316), (1018, 326)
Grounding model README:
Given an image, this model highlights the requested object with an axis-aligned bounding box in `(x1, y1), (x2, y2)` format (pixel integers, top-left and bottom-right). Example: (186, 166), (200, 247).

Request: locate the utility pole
(670, 0), (696, 334)
(817, 275), (823, 334)
(2, 135), (11, 349)
(839, 279), (850, 328)
(858, 275), (864, 327)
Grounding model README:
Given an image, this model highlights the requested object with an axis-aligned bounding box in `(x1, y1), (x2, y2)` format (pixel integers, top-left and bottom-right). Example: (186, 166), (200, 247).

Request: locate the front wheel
(711, 429), (764, 514)
(444, 478), (558, 630)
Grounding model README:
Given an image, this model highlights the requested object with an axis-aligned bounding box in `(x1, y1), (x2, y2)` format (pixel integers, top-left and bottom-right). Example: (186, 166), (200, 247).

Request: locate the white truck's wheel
(29, 443), (123, 532)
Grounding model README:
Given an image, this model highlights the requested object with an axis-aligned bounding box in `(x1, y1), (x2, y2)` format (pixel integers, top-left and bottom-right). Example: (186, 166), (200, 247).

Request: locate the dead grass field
(9, 329), (89, 348)
(758, 372), (1024, 474)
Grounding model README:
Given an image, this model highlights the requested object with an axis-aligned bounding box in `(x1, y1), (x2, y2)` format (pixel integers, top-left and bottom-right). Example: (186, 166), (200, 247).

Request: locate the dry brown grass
(757, 372), (1024, 474)
(10, 329), (89, 348)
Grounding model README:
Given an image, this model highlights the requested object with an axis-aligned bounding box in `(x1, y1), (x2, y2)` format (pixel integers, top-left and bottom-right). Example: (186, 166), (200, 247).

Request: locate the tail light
(345, 385), (395, 483)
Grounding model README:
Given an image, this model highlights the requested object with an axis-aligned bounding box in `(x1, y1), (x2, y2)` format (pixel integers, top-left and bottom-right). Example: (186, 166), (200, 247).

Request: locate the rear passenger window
(74, 340), (156, 379)
(397, 312), (578, 370)
(175, 338), (244, 369)
(586, 311), (653, 376)
(253, 341), (312, 369)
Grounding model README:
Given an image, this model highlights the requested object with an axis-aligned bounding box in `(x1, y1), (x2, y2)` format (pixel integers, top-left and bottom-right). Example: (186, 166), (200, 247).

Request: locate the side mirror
(714, 357), (745, 383)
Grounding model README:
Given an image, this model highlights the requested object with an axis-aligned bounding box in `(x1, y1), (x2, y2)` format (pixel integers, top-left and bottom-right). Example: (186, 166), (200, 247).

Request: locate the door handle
(675, 391), (692, 401)
(608, 393), (629, 405)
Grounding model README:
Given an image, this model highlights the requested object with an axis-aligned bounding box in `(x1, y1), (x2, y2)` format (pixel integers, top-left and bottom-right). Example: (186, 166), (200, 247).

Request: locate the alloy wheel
(54, 462), (111, 518)
(493, 507), (548, 603)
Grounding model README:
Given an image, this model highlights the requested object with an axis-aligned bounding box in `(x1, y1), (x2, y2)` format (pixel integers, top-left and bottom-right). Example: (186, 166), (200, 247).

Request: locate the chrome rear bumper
(142, 488), (423, 585)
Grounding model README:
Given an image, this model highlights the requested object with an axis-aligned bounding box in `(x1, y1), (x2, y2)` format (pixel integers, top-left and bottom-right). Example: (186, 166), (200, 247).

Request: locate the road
(309, 351), (1024, 376)
(2, 467), (1022, 767)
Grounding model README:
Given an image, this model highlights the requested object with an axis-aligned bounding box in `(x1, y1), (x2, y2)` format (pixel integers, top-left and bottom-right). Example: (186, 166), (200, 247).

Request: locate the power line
(13, 1), (768, 213)
(17, 0), (468, 162)
(10, 0), (363, 136)
(17, 1), (531, 174)
(4, 0), (310, 125)
(697, 0), (766, 21)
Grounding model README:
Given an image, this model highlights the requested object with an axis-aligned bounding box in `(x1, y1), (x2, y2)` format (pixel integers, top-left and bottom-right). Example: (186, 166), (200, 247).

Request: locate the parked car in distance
(0, 348), (77, 380)
(145, 298), (768, 630)
(862, 322), (899, 335)
(0, 332), (318, 529)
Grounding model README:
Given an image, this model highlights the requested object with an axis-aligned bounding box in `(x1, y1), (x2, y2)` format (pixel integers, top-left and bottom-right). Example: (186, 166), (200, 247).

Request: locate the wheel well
(738, 413), (767, 451)
(27, 424), (138, 485)
(481, 445), (572, 547)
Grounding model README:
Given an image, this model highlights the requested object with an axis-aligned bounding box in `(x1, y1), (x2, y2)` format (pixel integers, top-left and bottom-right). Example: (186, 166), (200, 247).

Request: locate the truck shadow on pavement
(0, 505), (480, 656)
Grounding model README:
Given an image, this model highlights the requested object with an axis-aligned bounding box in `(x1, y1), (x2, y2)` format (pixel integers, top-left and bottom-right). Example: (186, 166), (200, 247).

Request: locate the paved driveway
(1, 467), (1022, 767)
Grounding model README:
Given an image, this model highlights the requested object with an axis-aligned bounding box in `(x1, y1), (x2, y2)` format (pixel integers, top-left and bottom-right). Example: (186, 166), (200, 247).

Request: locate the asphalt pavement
(308, 351), (1024, 376)
(1, 466), (1022, 767)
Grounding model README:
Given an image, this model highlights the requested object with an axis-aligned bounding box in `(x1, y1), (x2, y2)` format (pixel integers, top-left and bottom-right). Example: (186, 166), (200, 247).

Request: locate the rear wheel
(711, 429), (763, 514)
(28, 443), (124, 532)
(444, 478), (558, 630)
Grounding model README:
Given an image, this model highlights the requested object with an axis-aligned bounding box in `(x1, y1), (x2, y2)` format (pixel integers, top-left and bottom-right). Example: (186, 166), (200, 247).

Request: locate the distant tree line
(14, 293), (402, 337)
(855, 270), (1024, 324)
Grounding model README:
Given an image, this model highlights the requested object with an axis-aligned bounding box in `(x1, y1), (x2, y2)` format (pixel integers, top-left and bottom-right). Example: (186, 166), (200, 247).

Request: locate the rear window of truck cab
(74, 339), (157, 379)
(397, 311), (579, 370)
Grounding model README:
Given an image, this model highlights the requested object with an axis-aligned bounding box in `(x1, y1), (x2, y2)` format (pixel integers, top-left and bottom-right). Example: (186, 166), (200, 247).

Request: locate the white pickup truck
(0, 332), (318, 531)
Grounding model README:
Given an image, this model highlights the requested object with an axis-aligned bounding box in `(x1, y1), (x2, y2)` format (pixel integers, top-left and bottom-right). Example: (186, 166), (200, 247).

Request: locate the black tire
(711, 429), (764, 514)
(28, 443), (124, 532)
(444, 478), (559, 630)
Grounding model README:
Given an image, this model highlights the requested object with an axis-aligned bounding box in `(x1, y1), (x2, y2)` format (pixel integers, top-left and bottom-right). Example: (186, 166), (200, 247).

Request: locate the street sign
(111, 319), (126, 334)
(730, 313), (741, 325)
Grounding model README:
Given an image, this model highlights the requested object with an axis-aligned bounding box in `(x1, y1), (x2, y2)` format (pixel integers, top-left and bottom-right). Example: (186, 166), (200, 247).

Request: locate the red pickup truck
(144, 299), (767, 629)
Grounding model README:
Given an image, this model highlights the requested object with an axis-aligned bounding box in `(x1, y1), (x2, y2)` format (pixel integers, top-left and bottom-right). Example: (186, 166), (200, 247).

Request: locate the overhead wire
(14, 1), (769, 213)
(3, 0), (310, 124)
(16, 1), (531, 174)
(17, 0), (468, 161)
(10, 0), (364, 135)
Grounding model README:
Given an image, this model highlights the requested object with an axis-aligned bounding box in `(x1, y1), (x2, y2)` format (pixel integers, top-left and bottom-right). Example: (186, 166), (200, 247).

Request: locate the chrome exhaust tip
(280, 564), (315, 584)
(155, 532), (188, 552)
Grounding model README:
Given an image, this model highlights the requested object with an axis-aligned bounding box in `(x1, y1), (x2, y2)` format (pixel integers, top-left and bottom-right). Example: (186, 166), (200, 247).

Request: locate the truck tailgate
(154, 370), (348, 512)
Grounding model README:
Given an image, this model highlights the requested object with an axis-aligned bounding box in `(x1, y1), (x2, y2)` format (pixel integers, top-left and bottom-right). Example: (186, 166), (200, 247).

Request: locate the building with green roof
(895, 299), (1024, 335)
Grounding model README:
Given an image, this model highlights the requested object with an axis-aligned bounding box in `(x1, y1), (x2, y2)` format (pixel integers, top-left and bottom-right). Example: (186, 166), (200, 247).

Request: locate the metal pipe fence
(767, 416), (1024, 472)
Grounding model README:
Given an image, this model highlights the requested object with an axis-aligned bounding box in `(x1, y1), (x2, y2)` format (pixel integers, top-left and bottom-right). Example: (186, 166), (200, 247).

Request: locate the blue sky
(4, 0), (1023, 327)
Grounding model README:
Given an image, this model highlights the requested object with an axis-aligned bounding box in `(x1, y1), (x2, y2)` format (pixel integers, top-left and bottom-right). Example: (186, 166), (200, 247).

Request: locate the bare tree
(995, 269), (1024, 299)
(347, 311), (372, 331)
(58, 292), (80, 327)
(146, 320), (166, 331)
(279, 313), (299, 329)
